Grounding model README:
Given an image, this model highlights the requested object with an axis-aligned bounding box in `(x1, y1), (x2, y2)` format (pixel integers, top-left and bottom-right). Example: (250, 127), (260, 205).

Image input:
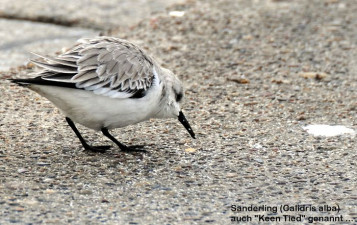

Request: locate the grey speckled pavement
(1, 0), (356, 224)
(0, 0), (184, 70)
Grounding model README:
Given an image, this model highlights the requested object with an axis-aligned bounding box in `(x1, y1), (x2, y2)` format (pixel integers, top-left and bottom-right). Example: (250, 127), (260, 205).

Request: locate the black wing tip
(9, 78), (32, 86)
(129, 89), (147, 99)
(9, 76), (77, 89)
(9, 76), (44, 85)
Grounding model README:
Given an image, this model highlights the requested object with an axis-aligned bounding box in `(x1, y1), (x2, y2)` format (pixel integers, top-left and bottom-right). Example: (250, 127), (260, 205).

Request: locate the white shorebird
(11, 36), (195, 152)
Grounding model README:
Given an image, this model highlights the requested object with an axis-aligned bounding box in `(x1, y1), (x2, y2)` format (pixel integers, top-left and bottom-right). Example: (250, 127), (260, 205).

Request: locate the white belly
(29, 84), (162, 130)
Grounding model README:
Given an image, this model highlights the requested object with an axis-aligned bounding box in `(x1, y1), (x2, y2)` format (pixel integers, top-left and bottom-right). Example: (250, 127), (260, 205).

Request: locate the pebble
(299, 72), (328, 80)
(185, 148), (197, 153)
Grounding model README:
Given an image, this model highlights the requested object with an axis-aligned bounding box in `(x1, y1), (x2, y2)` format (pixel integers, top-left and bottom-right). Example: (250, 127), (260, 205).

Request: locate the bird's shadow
(83, 144), (150, 158)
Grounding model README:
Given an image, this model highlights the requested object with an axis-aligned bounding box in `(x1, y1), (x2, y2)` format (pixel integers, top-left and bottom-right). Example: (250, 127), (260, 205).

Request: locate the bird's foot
(120, 145), (147, 153)
(84, 145), (111, 153)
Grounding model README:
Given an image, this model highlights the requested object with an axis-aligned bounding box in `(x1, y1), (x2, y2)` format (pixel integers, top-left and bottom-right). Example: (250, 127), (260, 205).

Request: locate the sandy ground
(1, 0), (356, 224)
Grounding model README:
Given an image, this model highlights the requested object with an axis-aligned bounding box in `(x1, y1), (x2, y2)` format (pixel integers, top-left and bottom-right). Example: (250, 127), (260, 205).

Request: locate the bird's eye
(176, 92), (183, 102)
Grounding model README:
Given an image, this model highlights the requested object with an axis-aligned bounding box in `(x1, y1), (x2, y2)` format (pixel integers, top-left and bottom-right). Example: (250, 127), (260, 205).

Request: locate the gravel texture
(0, 0), (184, 71)
(1, 0), (356, 224)
(0, 19), (98, 71)
(0, 0), (185, 29)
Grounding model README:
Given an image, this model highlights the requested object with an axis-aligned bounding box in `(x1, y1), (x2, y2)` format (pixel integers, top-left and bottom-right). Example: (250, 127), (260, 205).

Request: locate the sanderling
(11, 36), (195, 152)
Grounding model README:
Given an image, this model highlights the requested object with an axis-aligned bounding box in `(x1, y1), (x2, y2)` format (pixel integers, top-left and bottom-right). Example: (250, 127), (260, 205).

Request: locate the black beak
(178, 111), (196, 139)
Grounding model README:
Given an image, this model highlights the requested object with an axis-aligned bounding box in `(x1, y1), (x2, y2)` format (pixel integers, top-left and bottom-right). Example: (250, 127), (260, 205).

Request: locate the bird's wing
(31, 37), (156, 98)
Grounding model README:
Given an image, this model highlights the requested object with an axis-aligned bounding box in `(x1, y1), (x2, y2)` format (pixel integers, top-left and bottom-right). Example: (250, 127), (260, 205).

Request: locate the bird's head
(158, 68), (196, 139)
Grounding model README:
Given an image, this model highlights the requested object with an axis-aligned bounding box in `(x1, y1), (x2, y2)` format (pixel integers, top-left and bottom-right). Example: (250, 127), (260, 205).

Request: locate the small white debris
(249, 141), (263, 149)
(169, 11), (185, 17)
(303, 124), (355, 137)
(17, 168), (28, 173)
(252, 143), (263, 149)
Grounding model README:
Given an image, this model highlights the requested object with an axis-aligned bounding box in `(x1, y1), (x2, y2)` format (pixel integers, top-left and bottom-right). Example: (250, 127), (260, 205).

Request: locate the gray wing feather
(31, 52), (77, 67)
(72, 70), (97, 82)
(98, 51), (113, 62)
(77, 54), (97, 65)
(32, 37), (156, 98)
(77, 78), (100, 88)
(31, 60), (77, 73)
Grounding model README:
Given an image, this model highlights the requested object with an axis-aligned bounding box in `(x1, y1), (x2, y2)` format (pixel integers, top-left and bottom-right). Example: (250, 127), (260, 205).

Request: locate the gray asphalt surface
(1, 0), (356, 224)
(0, 0), (184, 71)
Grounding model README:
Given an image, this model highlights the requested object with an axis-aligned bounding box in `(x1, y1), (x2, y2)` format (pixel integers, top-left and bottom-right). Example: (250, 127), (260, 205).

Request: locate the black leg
(101, 128), (145, 152)
(65, 117), (110, 153)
